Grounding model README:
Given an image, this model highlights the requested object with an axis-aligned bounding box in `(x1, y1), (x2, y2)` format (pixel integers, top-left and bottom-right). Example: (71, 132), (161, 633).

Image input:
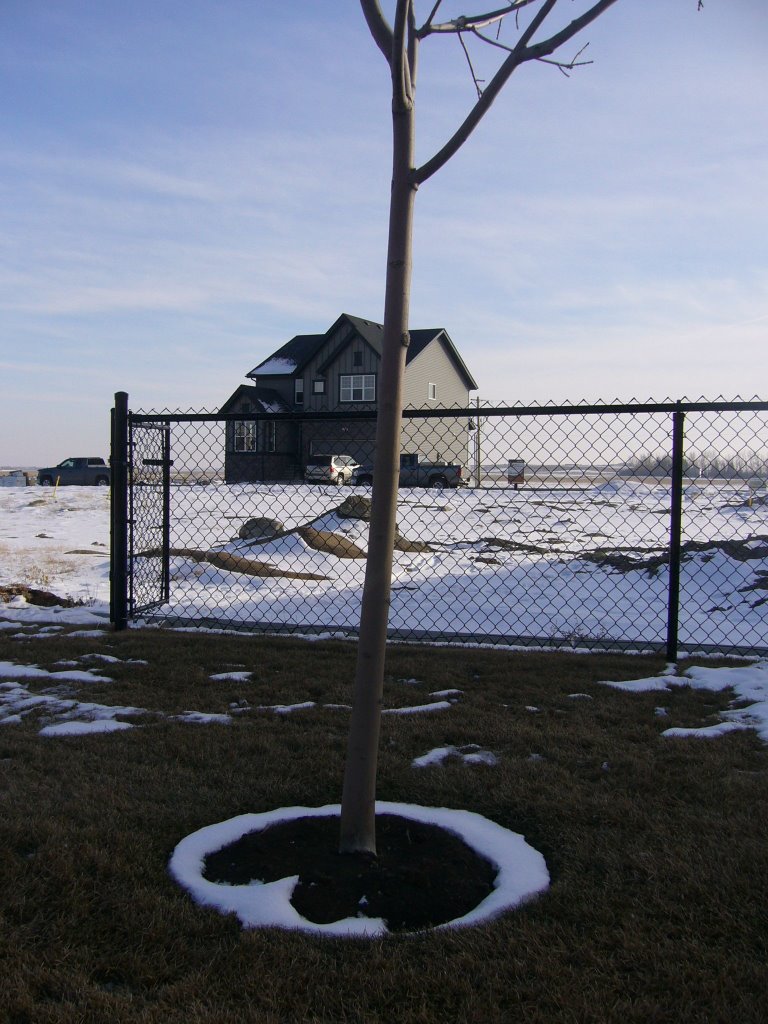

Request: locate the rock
(0, 585), (75, 608)
(298, 527), (367, 559)
(337, 496), (373, 521)
(238, 517), (285, 541)
(394, 535), (432, 553)
(336, 495), (431, 551)
(206, 552), (327, 580)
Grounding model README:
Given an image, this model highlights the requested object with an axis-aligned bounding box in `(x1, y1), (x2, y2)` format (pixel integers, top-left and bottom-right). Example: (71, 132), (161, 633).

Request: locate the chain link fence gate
(110, 394), (768, 658)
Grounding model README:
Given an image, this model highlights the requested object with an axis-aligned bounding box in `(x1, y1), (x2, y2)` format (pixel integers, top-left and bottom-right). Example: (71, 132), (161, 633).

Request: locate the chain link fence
(110, 395), (768, 657)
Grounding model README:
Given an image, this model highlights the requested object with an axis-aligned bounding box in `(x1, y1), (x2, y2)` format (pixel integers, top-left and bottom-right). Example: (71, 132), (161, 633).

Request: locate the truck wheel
(429, 476), (448, 490)
(95, 476), (109, 486)
(335, 473), (344, 486)
(39, 476), (53, 487)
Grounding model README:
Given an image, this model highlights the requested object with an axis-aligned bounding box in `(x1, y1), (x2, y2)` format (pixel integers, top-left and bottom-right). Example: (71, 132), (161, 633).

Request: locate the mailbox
(507, 459), (526, 489)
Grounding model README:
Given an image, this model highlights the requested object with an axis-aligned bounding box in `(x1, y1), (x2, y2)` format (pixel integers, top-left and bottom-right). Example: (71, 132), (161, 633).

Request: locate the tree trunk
(339, 73), (417, 857)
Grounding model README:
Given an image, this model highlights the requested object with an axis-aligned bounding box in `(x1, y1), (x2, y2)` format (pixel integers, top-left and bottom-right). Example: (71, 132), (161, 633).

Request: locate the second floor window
(294, 379), (304, 405)
(428, 382), (437, 401)
(340, 374), (375, 403)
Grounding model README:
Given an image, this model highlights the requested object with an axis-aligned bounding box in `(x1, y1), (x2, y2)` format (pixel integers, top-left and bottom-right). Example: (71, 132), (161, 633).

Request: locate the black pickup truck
(352, 453), (468, 490)
(37, 458), (111, 487)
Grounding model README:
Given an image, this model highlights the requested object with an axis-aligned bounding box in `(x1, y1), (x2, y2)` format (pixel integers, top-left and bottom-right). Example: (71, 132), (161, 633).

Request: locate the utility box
(507, 459), (526, 489)
(0, 470), (28, 487)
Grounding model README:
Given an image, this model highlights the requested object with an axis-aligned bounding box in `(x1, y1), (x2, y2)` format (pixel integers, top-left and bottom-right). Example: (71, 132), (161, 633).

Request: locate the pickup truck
(37, 458), (111, 487)
(352, 453), (468, 490)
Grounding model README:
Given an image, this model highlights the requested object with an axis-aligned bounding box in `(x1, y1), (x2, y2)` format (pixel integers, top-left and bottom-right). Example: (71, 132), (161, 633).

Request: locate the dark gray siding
(302, 323), (380, 413)
(223, 392), (300, 483)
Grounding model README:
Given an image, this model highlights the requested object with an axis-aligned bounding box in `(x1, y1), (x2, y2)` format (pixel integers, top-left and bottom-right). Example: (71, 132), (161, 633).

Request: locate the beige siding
(399, 414), (472, 466)
(402, 337), (471, 409)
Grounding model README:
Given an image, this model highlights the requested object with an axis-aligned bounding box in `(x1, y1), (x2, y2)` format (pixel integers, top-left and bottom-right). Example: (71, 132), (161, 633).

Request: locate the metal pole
(475, 397), (482, 487)
(666, 406), (685, 661)
(110, 391), (130, 630)
(161, 421), (171, 604)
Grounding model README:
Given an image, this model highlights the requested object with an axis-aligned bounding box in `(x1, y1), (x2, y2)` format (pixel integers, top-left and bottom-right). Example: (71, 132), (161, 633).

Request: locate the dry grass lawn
(0, 626), (766, 1023)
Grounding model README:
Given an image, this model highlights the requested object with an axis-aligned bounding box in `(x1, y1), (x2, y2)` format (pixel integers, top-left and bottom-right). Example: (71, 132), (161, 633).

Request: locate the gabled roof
(218, 384), (291, 415)
(408, 328), (479, 391)
(247, 334), (324, 377)
(246, 313), (478, 390)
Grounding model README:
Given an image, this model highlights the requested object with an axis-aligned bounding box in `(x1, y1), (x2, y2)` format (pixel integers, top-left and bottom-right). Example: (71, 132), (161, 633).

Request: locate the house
(219, 313), (478, 483)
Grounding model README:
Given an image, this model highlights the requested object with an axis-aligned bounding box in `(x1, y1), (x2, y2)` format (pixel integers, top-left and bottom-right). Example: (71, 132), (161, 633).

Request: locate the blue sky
(1, 0), (766, 465)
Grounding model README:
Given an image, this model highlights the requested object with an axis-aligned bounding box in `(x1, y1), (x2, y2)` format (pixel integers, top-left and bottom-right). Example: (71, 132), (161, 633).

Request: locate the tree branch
(407, 2), (419, 88)
(458, 31), (484, 98)
(419, 0), (445, 36)
(393, 0), (414, 108)
(524, 0), (621, 60)
(418, 1), (538, 37)
(413, 0), (620, 185)
(360, 0), (394, 61)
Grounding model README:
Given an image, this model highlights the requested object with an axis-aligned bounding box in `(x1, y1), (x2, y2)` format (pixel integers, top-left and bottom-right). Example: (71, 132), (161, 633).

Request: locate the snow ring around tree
(169, 801), (549, 938)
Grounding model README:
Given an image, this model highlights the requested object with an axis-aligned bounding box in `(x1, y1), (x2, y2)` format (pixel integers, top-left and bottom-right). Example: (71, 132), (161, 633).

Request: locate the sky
(1, 0), (766, 465)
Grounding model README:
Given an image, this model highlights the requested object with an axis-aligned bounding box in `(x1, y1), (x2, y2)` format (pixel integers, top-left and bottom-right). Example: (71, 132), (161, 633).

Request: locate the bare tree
(340, 0), (625, 855)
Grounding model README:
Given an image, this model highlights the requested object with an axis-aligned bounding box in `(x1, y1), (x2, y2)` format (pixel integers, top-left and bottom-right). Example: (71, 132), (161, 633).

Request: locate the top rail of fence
(129, 399), (768, 423)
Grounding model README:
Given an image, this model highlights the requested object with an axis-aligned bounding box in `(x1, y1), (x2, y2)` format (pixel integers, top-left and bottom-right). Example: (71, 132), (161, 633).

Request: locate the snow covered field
(2, 483), (768, 938)
(156, 480), (768, 651)
(1, 479), (767, 652)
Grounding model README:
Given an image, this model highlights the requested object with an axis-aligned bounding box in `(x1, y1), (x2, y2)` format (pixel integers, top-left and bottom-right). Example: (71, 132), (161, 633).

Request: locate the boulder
(394, 535), (433, 553)
(336, 495), (431, 551)
(337, 495), (373, 521)
(298, 526), (367, 559)
(238, 517), (285, 541)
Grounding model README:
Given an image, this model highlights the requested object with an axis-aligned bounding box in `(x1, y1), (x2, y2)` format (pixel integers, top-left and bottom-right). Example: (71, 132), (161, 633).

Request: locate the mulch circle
(203, 813), (497, 932)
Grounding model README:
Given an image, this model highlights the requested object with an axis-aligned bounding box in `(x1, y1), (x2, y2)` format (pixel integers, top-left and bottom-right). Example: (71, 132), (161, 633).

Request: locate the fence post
(162, 421), (171, 604)
(666, 405), (686, 661)
(110, 391), (130, 631)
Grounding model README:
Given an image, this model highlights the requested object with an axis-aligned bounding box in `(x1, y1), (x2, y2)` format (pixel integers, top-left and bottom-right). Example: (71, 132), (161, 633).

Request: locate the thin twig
(457, 31), (484, 98)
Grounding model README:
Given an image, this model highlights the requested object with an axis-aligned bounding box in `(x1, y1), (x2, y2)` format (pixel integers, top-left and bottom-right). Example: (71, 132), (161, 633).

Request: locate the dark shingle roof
(246, 314), (477, 390)
(247, 334), (324, 377)
(218, 384), (291, 415)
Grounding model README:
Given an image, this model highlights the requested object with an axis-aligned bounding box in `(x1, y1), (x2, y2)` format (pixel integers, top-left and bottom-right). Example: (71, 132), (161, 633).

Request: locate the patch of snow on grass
(600, 660), (768, 742)
(0, 660), (112, 684)
(40, 719), (134, 737)
(383, 700), (452, 715)
(661, 722), (750, 740)
(412, 744), (498, 768)
(258, 701), (317, 714)
(173, 711), (233, 725)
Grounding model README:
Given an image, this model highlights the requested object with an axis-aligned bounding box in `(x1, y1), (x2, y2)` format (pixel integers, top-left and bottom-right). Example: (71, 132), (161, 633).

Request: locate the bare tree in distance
(339, 0), (692, 856)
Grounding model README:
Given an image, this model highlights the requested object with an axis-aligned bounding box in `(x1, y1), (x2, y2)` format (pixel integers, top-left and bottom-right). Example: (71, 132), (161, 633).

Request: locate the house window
(428, 383), (437, 401)
(294, 379), (304, 405)
(313, 379), (325, 395)
(340, 374), (375, 403)
(353, 350), (363, 367)
(234, 421), (257, 452)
